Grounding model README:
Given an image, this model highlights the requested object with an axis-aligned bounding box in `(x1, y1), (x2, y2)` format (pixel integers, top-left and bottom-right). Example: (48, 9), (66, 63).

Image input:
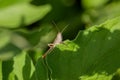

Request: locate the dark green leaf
(45, 16), (120, 80)
(35, 58), (50, 80)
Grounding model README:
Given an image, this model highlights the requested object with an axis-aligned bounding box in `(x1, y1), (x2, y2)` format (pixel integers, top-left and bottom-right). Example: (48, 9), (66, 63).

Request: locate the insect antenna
(52, 21), (60, 32)
(61, 24), (69, 33)
(52, 20), (69, 33)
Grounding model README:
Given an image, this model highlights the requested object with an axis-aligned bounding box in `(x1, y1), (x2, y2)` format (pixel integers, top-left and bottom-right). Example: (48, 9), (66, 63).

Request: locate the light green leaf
(13, 51), (35, 80)
(45, 16), (120, 80)
(0, 0), (30, 8)
(112, 68), (120, 80)
(83, 2), (120, 27)
(0, 29), (22, 60)
(0, 1), (51, 28)
(0, 29), (11, 49)
(2, 51), (35, 80)
(82, 0), (108, 8)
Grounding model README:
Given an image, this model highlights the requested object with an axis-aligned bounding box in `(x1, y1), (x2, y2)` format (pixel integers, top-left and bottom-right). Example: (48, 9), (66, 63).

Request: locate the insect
(42, 22), (69, 58)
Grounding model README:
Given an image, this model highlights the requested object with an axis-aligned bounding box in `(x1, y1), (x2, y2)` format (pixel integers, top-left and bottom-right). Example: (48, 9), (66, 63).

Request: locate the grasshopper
(42, 22), (69, 58)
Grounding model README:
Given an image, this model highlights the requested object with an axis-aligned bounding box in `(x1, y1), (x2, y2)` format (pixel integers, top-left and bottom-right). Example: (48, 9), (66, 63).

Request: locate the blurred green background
(0, 0), (120, 62)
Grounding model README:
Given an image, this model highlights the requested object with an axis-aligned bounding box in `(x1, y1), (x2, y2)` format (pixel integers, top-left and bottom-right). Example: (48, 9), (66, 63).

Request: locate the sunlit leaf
(13, 51), (35, 80)
(0, 0), (51, 28)
(0, 29), (22, 60)
(2, 51), (35, 80)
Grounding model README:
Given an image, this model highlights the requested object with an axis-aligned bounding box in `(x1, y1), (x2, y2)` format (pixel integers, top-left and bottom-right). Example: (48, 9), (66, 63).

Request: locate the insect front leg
(48, 43), (55, 47)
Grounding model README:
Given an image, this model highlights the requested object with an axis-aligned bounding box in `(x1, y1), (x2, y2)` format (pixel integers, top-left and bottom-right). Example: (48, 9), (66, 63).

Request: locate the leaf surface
(2, 51), (35, 80)
(45, 16), (120, 80)
(0, 0), (51, 28)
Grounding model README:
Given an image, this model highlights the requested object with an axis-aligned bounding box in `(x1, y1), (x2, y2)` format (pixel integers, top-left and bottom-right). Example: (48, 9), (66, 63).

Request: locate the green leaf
(81, 0), (108, 8)
(0, 1), (51, 28)
(2, 59), (14, 80)
(112, 68), (120, 80)
(0, 29), (22, 60)
(35, 58), (49, 80)
(13, 51), (35, 80)
(0, 61), (2, 80)
(44, 16), (120, 80)
(16, 24), (56, 46)
(0, 0), (30, 8)
(0, 29), (11, 49)
(83, 2), (120, 27)
(2, 51), (35, 80)
(94, 2), (120, 26)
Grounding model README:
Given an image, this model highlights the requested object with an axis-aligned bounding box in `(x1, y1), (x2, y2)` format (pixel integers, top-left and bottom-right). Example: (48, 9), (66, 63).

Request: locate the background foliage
(1, 0), (120, 80)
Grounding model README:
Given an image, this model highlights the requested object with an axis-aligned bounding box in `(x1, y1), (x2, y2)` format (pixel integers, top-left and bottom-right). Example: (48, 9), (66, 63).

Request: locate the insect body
(49, 32), (62, 46)
(42, 23), (69, 58)
(42, 32), (62, 58)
